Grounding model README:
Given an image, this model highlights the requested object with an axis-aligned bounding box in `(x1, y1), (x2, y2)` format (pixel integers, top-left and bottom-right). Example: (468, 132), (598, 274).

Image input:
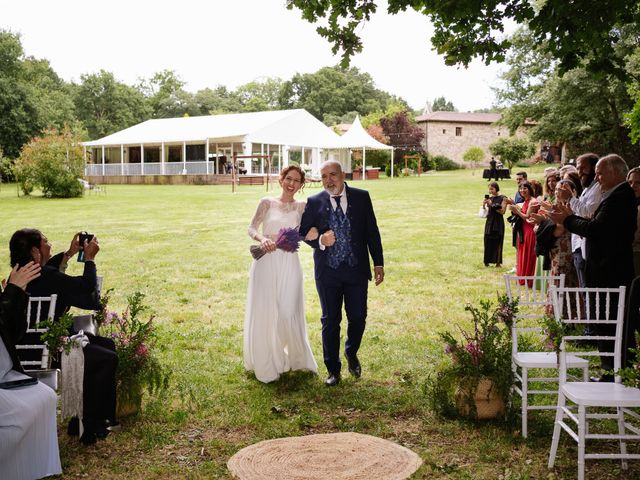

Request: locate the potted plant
(426, 294), (518, 420)
(99, 291), (170, 416)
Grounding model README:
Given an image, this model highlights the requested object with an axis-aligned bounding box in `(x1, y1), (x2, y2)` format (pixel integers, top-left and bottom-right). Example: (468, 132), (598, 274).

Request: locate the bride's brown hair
(279, 165), (306, 191)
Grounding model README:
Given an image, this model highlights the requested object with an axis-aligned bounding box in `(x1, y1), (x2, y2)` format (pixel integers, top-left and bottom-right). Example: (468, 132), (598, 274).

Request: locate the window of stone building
(456, 127), (462, 136)
(442, 129), (446, 134)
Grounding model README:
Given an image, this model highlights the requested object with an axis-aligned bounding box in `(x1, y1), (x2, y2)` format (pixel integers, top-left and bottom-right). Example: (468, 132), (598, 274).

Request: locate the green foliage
(463, 146), (485, 164)
(489, 137), (535, 170)
(14, 126), (84, 198)
(287, 0), (639, 75)
(101, 291), (170, 409)
(425, 295), (518, 419)
(37, 312), (75, 356)
(432, 154), (462, 171)
(75, 70), (151, 139)
(279, 66), (406, 124)
(432, 96), (456, 112)
(615, 332), (640, 388)
(0, 30), (40, 158)
(540, 314), (568, 357)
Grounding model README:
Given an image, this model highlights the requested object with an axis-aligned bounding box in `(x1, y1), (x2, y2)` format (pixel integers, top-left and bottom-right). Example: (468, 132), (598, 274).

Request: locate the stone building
(415, 111), (535, 165)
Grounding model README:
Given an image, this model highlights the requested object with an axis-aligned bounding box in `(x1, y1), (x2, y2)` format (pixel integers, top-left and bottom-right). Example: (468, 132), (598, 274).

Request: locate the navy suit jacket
(564, 182), (636, 289)
(300, 183), (383, 281)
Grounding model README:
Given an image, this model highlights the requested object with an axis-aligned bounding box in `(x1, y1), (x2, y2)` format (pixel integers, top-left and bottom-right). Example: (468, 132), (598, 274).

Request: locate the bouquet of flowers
(250, 227), (303, 260)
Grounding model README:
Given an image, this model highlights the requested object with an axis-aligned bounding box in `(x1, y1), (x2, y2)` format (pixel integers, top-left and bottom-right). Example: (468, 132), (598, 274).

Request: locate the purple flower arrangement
(250, 227), (303, 260)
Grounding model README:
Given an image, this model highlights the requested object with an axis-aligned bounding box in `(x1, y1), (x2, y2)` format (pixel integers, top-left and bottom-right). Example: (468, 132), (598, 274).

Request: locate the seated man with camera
(9, 229), (118, 446)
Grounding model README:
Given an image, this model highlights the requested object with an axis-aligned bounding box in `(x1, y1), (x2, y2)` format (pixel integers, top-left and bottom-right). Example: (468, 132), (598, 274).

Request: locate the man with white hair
(548, 154), (636, 375)
(300, 160), (384, 386)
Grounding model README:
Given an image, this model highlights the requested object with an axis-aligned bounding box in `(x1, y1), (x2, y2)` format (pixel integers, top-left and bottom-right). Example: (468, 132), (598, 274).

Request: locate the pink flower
(136, 343), (149, 358)
(104, 310), (119, 326)
(464, 341), (483, 366)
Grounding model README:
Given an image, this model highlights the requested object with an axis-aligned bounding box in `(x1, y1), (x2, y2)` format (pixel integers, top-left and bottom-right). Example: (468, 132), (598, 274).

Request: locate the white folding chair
(548, 286), (640, 480)
(15, 294), (59, 390)
(505, 274), (589, 438)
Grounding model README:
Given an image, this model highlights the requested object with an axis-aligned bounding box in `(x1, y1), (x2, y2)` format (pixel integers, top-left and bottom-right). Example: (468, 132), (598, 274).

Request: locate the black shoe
(346, 354), (361, 378)
(95, 424), (110, 440)
(325, 372), (341, 387)
(80, 431), (97, 446)
(105, 418), (121, 432)
(67, 416), (80, 436)
(589, 375), (614, 383)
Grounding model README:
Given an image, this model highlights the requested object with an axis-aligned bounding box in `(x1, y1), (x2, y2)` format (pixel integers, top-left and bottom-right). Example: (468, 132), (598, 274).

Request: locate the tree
(14, 126), (85, 198)
(279, 66), (404, 124)
(432, 96), (456, 112)
(139, 70), (199, 118)
(235, 77), (284, 112)
(380, 111), (424, 166)
(74, 70), (150, 139)
(22, 57), (77, 130)
(194, 86), (242, 115)
(287, 0), (640, 75)
(0, 30), (40, 158)
(489, 137), (535, 170)
(463, 146), (485, 164)
(496, 28), (640, 162)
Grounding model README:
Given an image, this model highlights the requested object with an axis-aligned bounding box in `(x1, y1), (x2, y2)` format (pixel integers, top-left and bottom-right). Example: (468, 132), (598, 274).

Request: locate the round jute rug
(227, 432), (423, 480)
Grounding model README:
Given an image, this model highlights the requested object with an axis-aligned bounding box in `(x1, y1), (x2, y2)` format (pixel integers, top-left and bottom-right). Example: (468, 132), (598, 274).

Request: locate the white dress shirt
(569, 180), (603, 257)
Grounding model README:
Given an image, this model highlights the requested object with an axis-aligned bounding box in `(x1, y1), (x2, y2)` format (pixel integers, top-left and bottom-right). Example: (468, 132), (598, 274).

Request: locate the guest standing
(510, 181), (537, 286)
(627, 166), (640, 276)
(483, 182), (506, 267)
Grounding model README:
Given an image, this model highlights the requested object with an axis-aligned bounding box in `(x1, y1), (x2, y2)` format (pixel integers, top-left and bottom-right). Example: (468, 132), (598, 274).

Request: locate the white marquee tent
(335, 115), (394, 177)
(83, 109), (345, 177)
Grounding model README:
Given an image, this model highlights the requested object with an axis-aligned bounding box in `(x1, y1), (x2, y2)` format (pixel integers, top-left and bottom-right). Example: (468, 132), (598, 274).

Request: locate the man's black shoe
(589, 374), (614, 383)
(79, 431), (97, 446)
(67, 416), (80, 436)
(325, 373), (341, 387)
(346, 354), (361, 378)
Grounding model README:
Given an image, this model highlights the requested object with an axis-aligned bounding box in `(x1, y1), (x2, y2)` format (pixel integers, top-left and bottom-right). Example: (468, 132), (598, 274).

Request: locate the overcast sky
(1, 0), (505, 112)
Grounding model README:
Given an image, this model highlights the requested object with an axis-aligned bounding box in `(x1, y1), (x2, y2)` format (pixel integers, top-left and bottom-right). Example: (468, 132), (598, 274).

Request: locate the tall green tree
(0, 30), (40, 158)
(432, 96), (456, 112)
(279, 66), (405, 124)
(139, 69), (199, 118)
(496, 28), (640, 162)
(194, 86), (242, 115)
(489, 137), (535, 170)
(22, 57), (77, 130)
(235, 77), (284, 112)
(287, 0), (640, 75)
(74, 70), (150, 139)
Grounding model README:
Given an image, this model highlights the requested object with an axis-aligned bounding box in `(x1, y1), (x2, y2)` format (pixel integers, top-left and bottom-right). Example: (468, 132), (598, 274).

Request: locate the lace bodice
(248, 197), (306, 241)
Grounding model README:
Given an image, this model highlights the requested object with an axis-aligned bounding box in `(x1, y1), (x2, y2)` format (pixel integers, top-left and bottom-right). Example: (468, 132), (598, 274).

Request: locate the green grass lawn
(1, 168), (636, 479)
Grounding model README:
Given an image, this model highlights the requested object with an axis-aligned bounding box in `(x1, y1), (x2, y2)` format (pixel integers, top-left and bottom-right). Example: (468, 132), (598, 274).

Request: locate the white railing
(85, 161), (212, 176)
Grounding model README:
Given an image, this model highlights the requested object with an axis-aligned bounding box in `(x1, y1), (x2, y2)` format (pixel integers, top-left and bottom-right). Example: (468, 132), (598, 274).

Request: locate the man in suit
(300, 160), (384, 386)
(548, 154), (636, 372)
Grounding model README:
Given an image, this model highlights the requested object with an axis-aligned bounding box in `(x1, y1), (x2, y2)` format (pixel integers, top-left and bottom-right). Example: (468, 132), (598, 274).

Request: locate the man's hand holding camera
(82, 236), (100, 262)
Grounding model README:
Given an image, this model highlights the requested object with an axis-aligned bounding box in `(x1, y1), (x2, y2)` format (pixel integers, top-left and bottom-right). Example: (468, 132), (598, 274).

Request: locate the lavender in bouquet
(250, 227), (303, 260)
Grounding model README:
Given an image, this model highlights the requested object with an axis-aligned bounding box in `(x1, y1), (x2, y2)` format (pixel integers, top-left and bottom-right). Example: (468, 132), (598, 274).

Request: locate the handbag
(478, 205), (488, 218)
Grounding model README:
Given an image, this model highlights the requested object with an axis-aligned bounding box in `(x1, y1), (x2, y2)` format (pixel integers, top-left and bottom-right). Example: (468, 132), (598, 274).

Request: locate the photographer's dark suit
(24, 252), (117, 428)
(300, 183), (383, 375)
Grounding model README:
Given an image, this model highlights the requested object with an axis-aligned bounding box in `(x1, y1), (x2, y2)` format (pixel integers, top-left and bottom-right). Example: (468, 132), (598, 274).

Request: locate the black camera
(484, 194), (490, 199)
(77, 232), (94, 262)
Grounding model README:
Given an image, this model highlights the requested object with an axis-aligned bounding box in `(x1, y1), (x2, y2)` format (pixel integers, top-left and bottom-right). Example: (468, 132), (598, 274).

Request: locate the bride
(244, 165), (318, 383)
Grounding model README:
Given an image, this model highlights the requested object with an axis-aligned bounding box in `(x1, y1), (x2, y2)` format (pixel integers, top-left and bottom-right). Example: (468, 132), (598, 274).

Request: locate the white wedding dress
(0, 336), (62, 480)
(244, 197), (318, 383)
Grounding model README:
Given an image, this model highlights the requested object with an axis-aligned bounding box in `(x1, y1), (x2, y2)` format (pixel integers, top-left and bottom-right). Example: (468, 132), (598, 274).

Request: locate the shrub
(489, 137), (536, 170)
(14, 126), (85, 198)
(463, 146), (485, 164)
(432, 155), (463, 171)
